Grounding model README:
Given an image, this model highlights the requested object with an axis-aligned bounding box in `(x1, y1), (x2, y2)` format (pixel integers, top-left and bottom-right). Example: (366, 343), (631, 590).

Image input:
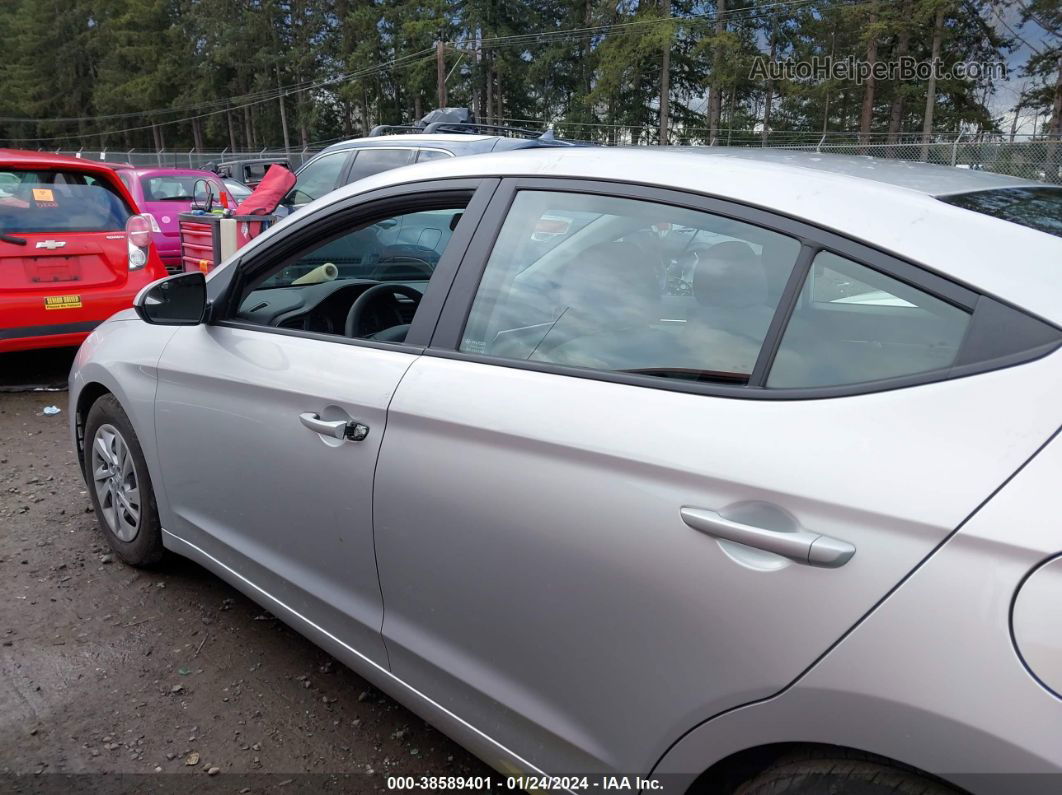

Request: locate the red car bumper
(0, 268), (161, 353)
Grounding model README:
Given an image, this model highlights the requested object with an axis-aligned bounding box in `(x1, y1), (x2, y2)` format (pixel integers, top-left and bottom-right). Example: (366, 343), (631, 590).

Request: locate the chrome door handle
(680, 507), (855, 568)
(299, 412), (370, 442)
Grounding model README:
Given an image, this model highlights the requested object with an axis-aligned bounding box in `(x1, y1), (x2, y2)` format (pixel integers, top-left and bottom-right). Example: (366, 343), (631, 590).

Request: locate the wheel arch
(685, 742), (962, 794)
(69, 323), (178, 530)
(74, 381), (114, 470)
(650, 679), (1047, 795)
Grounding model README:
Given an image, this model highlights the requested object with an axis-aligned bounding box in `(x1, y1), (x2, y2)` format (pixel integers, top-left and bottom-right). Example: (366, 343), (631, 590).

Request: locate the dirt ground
(0, 349), (491, 794)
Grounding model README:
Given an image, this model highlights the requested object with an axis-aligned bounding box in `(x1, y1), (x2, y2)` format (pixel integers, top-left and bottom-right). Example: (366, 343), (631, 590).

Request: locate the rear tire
(83, 394), (164, 566)
(734, 752), (960, 795)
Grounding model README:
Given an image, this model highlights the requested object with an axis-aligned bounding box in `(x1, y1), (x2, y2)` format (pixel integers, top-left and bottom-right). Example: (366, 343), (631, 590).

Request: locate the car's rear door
(372, 179), (1062, 774)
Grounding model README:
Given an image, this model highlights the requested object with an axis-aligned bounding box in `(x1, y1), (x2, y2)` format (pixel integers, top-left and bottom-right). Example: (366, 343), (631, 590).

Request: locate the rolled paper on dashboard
(291, 262), (338, 285)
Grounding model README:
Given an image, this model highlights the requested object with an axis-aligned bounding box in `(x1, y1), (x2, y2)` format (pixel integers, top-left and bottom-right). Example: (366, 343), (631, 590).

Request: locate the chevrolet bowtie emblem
(35, 240), (66, 250)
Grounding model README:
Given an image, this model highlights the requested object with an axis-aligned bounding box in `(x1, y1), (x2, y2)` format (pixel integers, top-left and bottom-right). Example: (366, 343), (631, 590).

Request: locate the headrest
(555, 242), (658, 322)
(692, 241), (767, 309)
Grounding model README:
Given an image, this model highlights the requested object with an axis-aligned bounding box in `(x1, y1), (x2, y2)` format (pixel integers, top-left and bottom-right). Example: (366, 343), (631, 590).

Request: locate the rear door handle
(680, 507), (855, 568)
(299, 412), (370, 442)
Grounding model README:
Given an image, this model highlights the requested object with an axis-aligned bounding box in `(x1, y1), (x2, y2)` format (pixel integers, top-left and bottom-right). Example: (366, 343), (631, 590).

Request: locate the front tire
(84, 394), (164, 566)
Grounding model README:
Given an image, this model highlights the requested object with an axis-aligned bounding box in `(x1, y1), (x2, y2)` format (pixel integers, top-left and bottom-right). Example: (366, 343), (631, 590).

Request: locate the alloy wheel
(90, 423), (141, 542)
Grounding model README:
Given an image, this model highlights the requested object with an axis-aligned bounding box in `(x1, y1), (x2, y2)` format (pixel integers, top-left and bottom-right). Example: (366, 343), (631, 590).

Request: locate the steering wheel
(344, 283), (423, 340)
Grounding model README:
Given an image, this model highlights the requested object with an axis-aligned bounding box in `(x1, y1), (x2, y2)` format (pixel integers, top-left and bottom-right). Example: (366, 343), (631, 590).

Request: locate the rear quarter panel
(653, 398), (1062, 795)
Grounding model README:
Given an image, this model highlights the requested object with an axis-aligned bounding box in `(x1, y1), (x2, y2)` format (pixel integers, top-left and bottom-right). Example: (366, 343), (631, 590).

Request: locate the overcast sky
(989, 4), (1057, 136)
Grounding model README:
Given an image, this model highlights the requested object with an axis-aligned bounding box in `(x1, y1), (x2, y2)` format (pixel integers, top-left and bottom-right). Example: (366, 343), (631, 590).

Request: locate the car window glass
(225, 180), (252, 201)
(287, 152), (349, 205)
(244, 162), (287, 182)
(235, 204), (467, 341)
(938, 187), (1062, 239)
(141, 175), (218, 202)
(345, 149), (414, 184)
(0, 169), (131, 233)
(460, 191), (802, 385)
(417, 149), (452, 162)
(767, 251), (971, 388)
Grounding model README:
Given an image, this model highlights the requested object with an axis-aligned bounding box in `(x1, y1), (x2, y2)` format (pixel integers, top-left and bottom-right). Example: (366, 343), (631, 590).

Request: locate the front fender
(69, 316), (181, 528)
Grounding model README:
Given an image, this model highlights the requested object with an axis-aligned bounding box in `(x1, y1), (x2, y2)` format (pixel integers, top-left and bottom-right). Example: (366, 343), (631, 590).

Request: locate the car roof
(678, 148), (1043, 195)
(218, 158), (290, 166)
(0, 148), (126, 173)
(263, 146), (1062, 324)
(0, 148), (140, 209)
(329, 133), (496, 146)
(315, 133), (552, 159)
(118, 167), (223, 179)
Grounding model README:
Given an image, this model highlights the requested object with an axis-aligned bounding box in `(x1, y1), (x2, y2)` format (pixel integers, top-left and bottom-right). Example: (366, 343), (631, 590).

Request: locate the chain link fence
(758, 137), (1061, 184)
(47, 135), (1060, 184)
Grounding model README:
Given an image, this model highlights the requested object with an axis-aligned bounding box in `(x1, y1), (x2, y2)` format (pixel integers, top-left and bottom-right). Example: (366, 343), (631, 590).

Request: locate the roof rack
(368, 122), (581, 146)
(367, 121), (550, 140)
(421, 121), (547, 139)
(367, 124), (425, 137)
(366, 109), (592, 146)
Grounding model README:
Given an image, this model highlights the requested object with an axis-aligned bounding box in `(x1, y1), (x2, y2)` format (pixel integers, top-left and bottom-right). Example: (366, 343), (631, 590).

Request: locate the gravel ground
(0, 349), (490, 794)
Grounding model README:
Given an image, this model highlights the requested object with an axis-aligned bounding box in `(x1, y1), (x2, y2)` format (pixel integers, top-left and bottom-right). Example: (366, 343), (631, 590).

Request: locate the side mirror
(135, 272), (207, 326)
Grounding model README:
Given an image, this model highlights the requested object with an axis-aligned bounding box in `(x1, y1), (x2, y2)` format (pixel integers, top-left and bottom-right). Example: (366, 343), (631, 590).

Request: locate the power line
(7, 52), (438, 144)
(972, 0), (1046, 57)
(4, 0), (876, 134)
(450, 0), (833, 50)
(0, 48), (437, 127)
(1015, 0), (1058, 37)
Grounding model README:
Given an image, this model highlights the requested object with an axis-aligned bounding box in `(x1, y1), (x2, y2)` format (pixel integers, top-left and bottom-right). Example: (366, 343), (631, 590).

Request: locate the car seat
(536, 241), (668, 368)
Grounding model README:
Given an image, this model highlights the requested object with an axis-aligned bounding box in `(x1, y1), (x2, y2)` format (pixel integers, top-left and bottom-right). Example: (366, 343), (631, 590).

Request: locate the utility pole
(659, 0), (671, 145)
(436, 40), (448, 109)
(276, 64), (291, 153)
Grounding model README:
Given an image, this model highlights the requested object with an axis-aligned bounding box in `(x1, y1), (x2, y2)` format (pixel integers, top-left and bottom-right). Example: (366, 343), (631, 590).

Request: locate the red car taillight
(125, 214), (151, 270)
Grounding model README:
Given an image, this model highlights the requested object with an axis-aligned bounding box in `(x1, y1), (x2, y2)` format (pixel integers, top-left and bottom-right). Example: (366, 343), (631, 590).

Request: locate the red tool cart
(177, 164), (295, 273)
(177, 212), (275, 273)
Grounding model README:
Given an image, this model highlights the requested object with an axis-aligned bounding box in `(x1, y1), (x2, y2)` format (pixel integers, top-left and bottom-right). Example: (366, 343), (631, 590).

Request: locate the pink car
(111, 167), (232, 271)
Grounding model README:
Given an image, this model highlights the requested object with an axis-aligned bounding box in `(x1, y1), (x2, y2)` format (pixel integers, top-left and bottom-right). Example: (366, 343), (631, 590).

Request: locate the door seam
(370, 353), (422, 671)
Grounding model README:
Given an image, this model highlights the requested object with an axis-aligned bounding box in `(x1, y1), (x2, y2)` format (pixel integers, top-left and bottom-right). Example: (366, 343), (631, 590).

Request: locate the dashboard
(237, 279), (423, 337)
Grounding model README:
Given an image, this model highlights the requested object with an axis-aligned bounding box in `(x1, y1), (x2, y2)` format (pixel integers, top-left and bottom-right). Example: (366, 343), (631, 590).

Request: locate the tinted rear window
(939, 187), (1062, 238)
(0, 169), (131, 234)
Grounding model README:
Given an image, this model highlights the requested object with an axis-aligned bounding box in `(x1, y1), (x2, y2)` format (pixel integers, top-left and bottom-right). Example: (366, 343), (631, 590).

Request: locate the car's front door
(373, 181), (1062, 774)
(153, 180), (492, 666)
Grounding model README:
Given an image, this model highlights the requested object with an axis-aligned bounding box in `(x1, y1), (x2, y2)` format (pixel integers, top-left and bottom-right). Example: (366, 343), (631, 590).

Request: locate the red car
(0, 150), (167, 353)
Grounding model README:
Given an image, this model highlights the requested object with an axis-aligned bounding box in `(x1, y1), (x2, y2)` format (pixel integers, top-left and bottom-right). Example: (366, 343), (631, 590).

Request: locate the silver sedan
(70, 147), (1062, 794)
